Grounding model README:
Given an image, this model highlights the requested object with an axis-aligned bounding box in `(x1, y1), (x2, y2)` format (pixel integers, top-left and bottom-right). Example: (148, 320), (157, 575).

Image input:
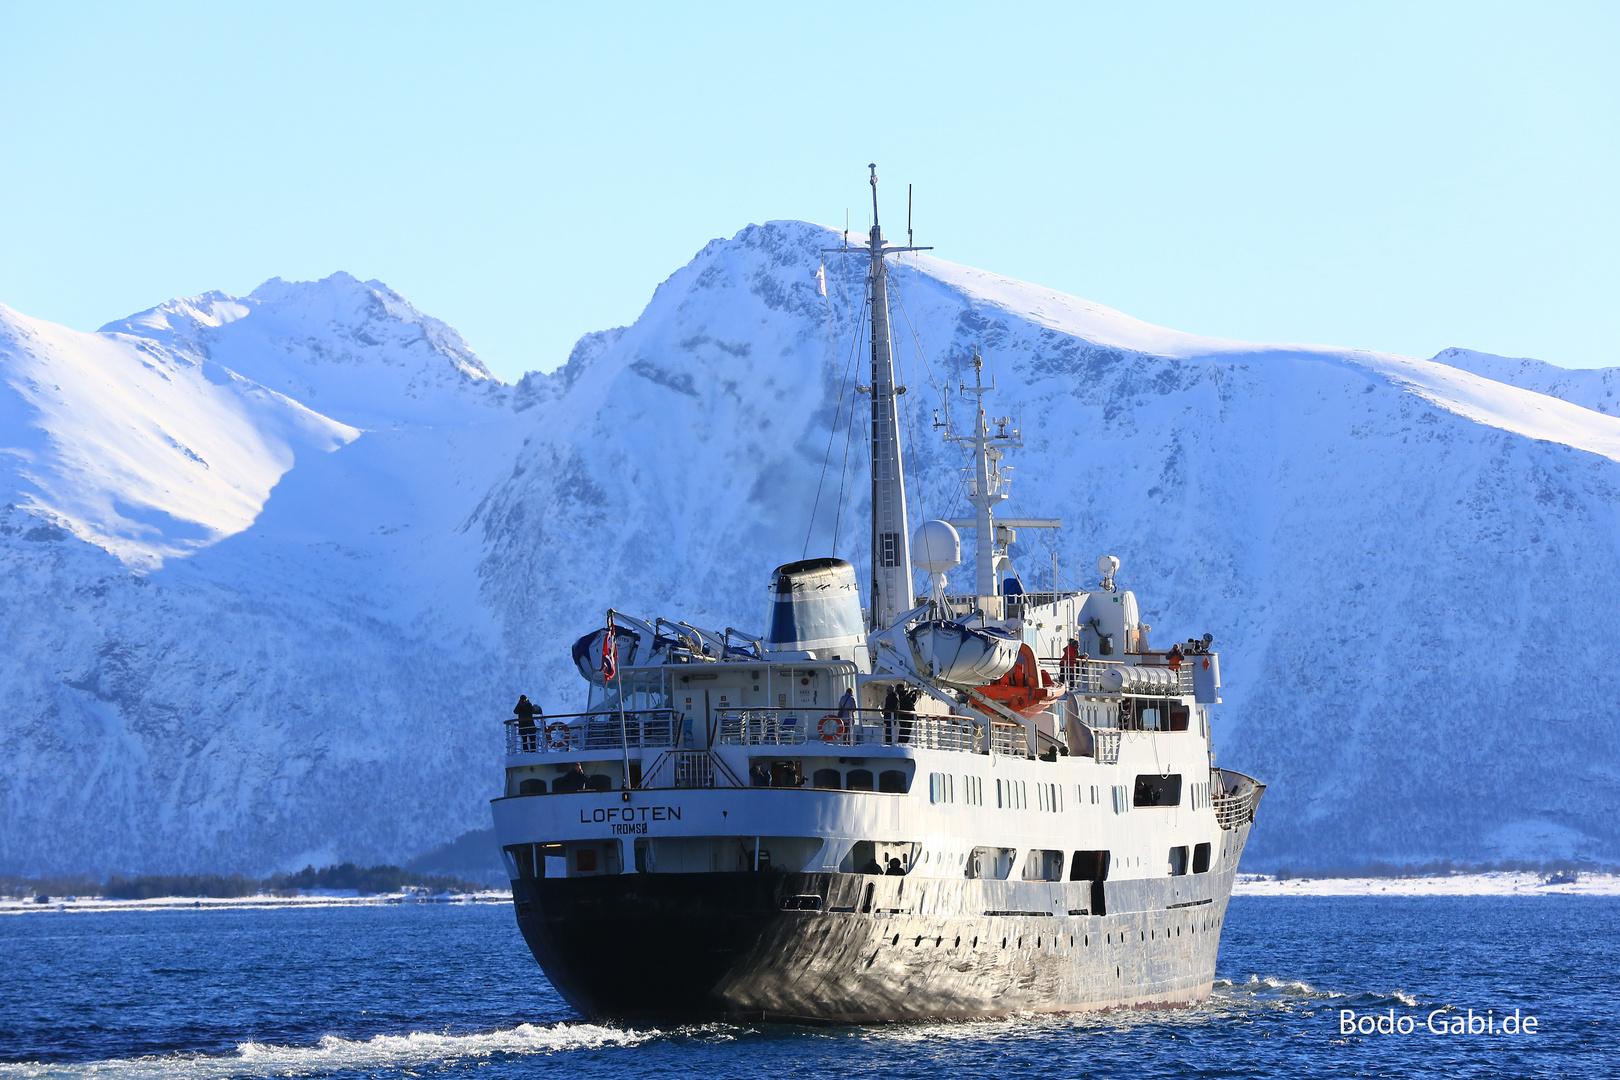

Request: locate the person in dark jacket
(514, 695), (541, 752)
(885, 856), (906, 875)
(895, 684), (919, 745)
(882, 684), (900, 744)
(555, 762), (587, 792)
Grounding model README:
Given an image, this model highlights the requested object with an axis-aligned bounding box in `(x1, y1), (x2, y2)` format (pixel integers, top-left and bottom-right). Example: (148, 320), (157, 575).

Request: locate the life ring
(546, 722), (571, 751)
(818, 714), (848, 743)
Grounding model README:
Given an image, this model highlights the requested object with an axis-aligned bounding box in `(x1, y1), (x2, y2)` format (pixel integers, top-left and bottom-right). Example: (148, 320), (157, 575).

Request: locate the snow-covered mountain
(3, 225), (1618, 876)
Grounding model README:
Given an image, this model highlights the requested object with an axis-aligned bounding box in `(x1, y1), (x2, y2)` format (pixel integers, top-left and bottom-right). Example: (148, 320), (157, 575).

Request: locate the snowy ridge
(2, 222), (1619, 876)
(1428, 347), (1620, 415)
(0, 303), (359, 568)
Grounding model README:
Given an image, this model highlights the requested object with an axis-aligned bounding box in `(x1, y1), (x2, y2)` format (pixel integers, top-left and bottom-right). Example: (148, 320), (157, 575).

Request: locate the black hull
(510, 824), (1247, 1023)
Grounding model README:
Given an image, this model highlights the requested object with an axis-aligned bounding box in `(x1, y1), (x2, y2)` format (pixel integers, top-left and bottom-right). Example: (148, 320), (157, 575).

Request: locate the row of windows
(928, 774), (1186, 814)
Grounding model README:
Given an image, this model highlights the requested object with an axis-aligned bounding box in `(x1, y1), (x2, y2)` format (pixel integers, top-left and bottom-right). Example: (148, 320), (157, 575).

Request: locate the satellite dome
(912, 520), (961, 574)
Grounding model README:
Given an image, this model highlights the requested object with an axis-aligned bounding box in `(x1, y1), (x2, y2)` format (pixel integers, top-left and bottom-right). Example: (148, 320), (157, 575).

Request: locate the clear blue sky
(2, 2), (1615, 381)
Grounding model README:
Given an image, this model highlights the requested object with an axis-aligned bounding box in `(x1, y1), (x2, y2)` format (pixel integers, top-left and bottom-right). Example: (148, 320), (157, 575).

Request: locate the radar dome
(912, 520), (962, 574)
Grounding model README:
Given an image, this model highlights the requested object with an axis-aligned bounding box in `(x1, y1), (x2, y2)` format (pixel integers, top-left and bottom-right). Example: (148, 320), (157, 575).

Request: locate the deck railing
(1212, 770), (1264, 830)
(715, 708), (983, 753)
(504, 710), (683, 755)
(1053, 658), (1196, 697)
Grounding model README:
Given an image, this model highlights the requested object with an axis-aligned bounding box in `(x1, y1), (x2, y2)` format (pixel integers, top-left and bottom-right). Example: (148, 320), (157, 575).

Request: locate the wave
(1212, 975), (1423, 1011)
(0, 1023), (656, 1079)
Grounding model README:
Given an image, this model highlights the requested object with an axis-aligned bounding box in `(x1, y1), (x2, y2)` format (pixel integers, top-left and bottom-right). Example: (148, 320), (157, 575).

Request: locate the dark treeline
(3, 863), (483, 901)
(1270, 858), (1619, 881)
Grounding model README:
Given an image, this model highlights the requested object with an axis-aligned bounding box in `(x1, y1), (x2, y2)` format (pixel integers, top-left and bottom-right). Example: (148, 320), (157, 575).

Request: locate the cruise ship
(490, 168), (1264, 1022)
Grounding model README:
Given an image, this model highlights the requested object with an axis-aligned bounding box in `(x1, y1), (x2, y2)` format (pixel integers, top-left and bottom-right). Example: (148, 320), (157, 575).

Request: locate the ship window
(506, 844), (536, 880)
(813, 768), (841, 789)
(966, 846), (1015, 880)
(1070, 850), (1109, 882)
(587, 773), (612, 792)
(518, 778), (546, 795)
(1023, 849), (1065, 881)
(1169, 846), (1189, 876)
(1133, 774), (1182, 808)
(929, 772), (955, 804)
(846, 769), (875, 791)
(879, 770), (909, 793)
(1193, 842), (1211, 874)
(963, 776), (983, 806)
(1169, 704), (1190, 731)
(1110, 785), (1130, 814)
(576, 848), (598, 873)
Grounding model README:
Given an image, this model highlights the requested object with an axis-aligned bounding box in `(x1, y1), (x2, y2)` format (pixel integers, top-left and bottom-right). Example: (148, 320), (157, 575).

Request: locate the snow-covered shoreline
(8, 874), (1618, 914)
(0, 890), (513, 915)
(1232, 872), (1620, 897)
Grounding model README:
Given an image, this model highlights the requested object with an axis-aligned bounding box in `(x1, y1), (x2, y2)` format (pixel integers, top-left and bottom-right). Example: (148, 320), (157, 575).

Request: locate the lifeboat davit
(908, 620), (1020, 685)
(977, 643), (1065, 718)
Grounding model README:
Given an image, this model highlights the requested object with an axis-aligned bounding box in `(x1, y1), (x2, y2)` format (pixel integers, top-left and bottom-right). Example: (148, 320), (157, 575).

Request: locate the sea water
(1, 895), (1615, 1078)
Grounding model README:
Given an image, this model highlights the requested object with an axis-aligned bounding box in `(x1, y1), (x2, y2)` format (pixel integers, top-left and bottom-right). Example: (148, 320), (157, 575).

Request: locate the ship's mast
(941, 351), (1060, 618)
(826, 164), (931, 629)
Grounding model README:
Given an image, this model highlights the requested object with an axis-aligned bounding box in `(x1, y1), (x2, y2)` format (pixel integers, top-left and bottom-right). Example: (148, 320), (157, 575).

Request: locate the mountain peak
(102, 273), (504, 429)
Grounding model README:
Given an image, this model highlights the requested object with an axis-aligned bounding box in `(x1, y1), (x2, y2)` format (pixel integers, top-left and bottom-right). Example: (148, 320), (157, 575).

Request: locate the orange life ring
(818, 714), (848, 743)
(546, 722), (571, 751)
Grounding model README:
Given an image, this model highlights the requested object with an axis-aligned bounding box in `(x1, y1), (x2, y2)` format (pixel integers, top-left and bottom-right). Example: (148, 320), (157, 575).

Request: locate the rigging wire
(832, 271), (870, 558)
(803, 252), (864, 558)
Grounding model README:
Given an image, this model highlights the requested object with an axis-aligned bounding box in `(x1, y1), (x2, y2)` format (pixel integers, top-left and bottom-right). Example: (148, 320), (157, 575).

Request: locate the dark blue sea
(2, 895), (1616, 1078)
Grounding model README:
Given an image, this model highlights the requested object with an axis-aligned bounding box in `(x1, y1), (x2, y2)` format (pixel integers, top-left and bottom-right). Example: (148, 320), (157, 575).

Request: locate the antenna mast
(825, 164), (932, 630)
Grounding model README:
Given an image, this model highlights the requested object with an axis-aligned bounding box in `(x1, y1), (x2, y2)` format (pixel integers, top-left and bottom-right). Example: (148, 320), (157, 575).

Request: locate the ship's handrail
(1211, 769), (1265, 830)
(989, 720), (1029, 757)
(1052, 657), (1196, 697)
(715, 707), (985, 753)
(639, 749), (744, 789)
(503, 710), (683, 755)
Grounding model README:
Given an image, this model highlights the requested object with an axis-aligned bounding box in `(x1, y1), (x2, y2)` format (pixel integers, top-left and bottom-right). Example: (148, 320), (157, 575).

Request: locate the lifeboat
(908, 620), (1020, 685)
(570, 626), (641, 685)
(978, 643), (1065, 718)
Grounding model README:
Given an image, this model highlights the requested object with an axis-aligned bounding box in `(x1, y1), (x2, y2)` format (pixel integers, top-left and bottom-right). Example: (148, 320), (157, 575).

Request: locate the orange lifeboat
(977, 643), (1064, 718)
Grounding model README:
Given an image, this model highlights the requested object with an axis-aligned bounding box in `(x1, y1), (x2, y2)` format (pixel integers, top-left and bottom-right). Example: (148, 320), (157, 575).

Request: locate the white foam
(0, 1023), (655, 1079)
(1232, 872), (1620, 897)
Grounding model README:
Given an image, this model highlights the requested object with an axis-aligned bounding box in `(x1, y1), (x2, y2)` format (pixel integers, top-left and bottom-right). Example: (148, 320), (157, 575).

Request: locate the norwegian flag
(601, 613), (618, 682)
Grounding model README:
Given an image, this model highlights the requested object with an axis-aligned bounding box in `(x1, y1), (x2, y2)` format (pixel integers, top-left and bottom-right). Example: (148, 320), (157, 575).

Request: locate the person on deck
(837, 687), (857, 720)
(885, 857), (906, 875)
(514, 694), (541, 753)
(1061, 638), (1081, 684)
(554, 762), (587, 792)
(882, 684), (900, 745)
(895, 684), (919, 745)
